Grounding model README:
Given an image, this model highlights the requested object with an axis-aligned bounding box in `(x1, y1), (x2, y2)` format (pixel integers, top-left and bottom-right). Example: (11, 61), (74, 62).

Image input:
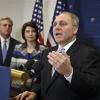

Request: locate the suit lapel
(67, 40), (80, 56)
(46, 64), (52, 86)
(45, 66), (59, 92)
(0, 41), (3, 64)
(4, 38), (16, 66)
(45, 46), (60, 92)
(4, 38), (11, 64)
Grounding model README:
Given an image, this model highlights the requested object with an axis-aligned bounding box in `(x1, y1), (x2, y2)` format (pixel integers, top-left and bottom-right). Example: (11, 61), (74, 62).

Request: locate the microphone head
(18, 64), (26, 71)
(11, 69), (31, 91)
(11, 69), (30, 81)
(24, 59), (35, 70)
(24, 78), (33, 90)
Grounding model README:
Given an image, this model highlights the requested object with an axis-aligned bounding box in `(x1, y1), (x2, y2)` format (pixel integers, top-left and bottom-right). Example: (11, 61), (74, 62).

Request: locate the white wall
(43, 0), (57, 44)
(0, 0), (57, 43)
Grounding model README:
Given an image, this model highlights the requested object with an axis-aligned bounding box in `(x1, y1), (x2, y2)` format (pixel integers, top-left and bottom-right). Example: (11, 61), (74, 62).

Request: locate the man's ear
(73, 27), (78, 35)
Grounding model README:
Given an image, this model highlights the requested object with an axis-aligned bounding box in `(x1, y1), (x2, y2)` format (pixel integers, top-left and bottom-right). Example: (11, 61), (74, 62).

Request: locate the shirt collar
(0, 35), (10, 43)
(58, 39), (76, 52)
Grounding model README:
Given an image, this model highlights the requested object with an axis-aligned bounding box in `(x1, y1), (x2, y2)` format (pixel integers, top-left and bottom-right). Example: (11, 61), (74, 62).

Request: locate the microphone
(11, 69), (31, 90)
(24, 59), (43, 78)
(11, 60), (43, 94)
(10, 69), (33, 97)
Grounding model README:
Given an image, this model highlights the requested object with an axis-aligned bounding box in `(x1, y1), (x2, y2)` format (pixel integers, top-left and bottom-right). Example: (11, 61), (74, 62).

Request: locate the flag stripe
(32, 0), (44, 45)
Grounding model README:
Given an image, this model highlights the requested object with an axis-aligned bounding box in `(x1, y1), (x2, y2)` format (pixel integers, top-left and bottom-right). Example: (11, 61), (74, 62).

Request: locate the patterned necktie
(2, 40), (7, 63)
(58, 47), (65, 53)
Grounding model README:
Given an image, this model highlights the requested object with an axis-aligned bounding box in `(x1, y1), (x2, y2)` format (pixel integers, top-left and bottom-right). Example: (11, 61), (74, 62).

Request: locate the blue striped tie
(58, 47), (65, 53)
(2, 40), (7, 63)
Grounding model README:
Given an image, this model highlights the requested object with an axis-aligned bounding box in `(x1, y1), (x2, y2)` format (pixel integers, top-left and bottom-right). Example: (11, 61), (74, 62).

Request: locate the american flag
(46, 0), (68, 47)
(32, 0), (44, 45)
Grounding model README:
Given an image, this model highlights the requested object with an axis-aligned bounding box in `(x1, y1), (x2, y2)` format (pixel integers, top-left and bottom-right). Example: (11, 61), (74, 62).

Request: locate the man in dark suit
(14, 11), (100, 100)
(0, 17), (20, 67)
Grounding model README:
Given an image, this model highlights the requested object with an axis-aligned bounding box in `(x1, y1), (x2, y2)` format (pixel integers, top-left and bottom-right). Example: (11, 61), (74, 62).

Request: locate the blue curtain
(65, 0), (100, 54)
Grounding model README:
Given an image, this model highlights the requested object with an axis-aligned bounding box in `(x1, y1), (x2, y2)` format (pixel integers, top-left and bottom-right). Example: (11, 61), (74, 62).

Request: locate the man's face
(0, 19), (12, 39)
(53, 13), (78, 46)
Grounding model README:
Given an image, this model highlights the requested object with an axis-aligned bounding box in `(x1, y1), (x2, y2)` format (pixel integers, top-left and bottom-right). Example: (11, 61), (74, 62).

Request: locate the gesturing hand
(48, 51), (73, 77)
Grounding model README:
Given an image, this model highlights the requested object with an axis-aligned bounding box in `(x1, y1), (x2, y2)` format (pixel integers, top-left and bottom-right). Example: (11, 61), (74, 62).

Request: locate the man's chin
(56, 40), (63, 44)
(5, 34), (11, 38)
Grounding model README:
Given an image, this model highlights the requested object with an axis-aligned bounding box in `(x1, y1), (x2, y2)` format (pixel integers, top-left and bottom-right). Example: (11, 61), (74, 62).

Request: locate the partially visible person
(13, 12), (100, 100)
(0, 17), (20, 67)
(10, 21), (46, 70)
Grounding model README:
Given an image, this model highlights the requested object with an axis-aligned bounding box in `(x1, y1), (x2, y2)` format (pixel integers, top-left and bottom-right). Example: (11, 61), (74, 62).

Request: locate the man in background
(0, 17), (20, 67)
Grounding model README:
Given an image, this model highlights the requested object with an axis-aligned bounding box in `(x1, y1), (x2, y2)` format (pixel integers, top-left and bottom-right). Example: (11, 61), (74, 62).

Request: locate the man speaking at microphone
(14, 11), (100, 100)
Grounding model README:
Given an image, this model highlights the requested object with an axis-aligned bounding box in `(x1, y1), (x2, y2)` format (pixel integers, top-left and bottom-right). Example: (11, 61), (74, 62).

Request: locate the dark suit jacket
(0, 37), (20, 67)
(32, 40), (100, 100)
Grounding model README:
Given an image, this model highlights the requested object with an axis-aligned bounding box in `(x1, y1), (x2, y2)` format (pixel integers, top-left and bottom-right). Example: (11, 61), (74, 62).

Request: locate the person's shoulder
(14, 43), (24, 50)
(10, 37), (21, 44)
(77, 40), (99, 54)
(39, 45), (47, 50)
(37, 45), (46, 53)
(43, 45), (58, 53)
(39, 46), (57, 59)
(78, 41), (95, 50)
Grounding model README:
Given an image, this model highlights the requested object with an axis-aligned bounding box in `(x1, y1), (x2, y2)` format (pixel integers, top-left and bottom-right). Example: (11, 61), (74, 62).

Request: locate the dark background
(65, 0), (100, 54)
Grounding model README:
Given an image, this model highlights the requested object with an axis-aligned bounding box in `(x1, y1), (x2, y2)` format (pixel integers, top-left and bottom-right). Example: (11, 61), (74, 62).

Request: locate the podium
(0, 66), (10, 100)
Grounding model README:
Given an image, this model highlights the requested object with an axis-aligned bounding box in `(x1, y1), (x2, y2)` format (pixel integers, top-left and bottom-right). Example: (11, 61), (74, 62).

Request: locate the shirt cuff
(64, 68), (73, 83)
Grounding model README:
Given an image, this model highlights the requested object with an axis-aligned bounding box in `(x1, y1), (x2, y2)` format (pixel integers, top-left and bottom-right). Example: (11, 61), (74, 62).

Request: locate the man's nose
(6, 25), (11, 28)
(54, 24), (61, 31)
(55, 24), (61, 28)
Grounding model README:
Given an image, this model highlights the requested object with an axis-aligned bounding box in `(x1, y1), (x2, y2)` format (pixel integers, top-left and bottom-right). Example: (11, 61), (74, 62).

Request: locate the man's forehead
(0, 20), (12, 25)
(57, 13), (70, 18)
(55, 14), (71, 22)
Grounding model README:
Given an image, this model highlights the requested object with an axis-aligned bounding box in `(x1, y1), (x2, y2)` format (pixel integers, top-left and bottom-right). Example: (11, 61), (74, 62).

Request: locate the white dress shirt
(52, 39), (76, 83)
(0, 35), (10, 51)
